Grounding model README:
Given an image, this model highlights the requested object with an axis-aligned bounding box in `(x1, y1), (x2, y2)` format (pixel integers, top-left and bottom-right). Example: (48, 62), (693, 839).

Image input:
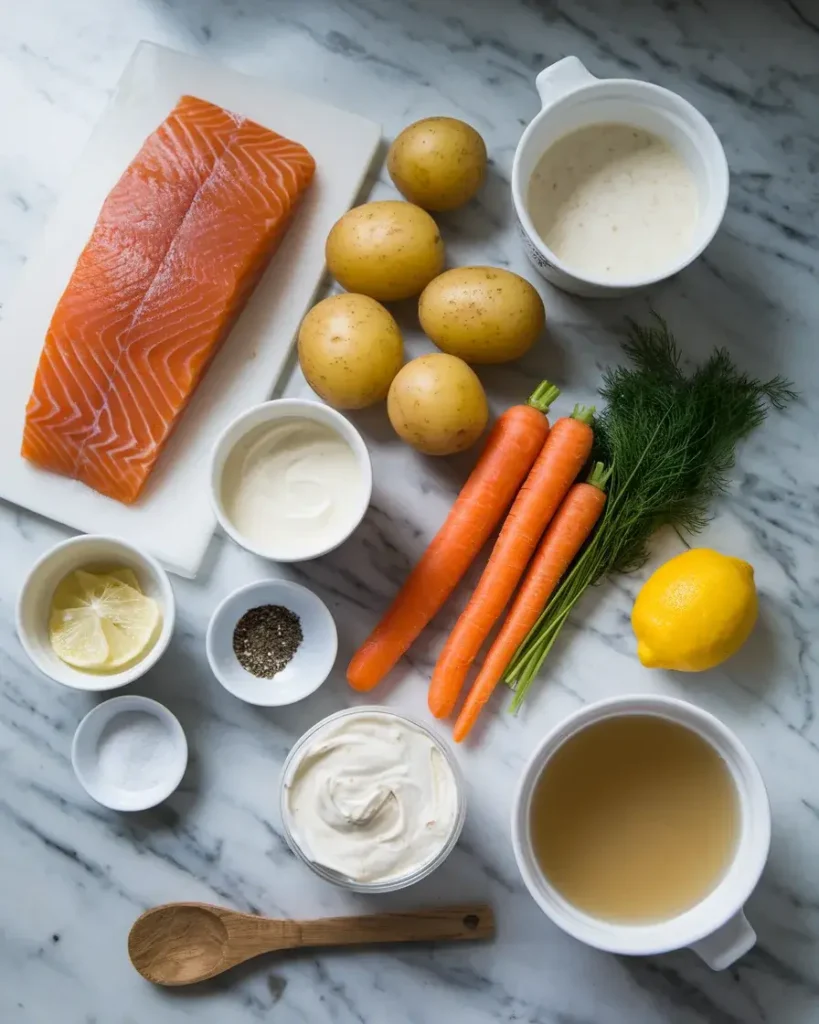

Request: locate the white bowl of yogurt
(280, 707), (466, 892)
(210, 399), (372, 562)
(512, 56), (729, 296)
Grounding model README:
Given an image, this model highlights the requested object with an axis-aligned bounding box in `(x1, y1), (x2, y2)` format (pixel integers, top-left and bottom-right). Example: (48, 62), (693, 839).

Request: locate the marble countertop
(1, 1), (817, 1021)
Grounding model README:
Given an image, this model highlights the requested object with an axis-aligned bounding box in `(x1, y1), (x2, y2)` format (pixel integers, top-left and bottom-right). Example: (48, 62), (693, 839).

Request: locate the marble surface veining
(1, 1), (818, 1022)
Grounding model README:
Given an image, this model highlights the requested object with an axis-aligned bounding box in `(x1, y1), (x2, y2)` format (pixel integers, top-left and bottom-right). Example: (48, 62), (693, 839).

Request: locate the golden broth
(530, 715), (739, 923)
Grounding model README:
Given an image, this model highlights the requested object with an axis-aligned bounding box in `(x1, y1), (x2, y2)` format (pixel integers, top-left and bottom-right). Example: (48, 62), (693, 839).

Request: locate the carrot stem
(570, 403), (596, 426)
(586, 460), (612, 489)
(528, 382), (561, 412)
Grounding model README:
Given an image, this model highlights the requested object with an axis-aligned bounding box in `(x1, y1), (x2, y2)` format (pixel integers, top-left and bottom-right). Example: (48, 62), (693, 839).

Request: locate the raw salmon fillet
(22, 95), (315, 504)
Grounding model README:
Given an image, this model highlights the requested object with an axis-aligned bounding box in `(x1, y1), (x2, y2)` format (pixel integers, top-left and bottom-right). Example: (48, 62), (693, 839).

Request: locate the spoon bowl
(130, 905), (230, 985)
(129, 901), (494, 986)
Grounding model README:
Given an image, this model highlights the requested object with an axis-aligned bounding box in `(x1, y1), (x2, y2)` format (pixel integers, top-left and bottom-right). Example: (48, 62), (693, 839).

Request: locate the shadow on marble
(343, 398), (401, 451)
(286, 509), (413, 620)
(690, 594), (782, 708)
(539, 224), (793, 395)
(193, 528), (230, 589)
(236, 670), (353, 741)
(619, 950), (768, 1024)
(145, 954), (292, 1008)
(744, 862), (819, 1002)
(435, 159), (516, 251)
(624, 914), (819, 1024)
(117, 659), (207, 816)
(654, 230), (790, 377)
(471, 323), (572, 408)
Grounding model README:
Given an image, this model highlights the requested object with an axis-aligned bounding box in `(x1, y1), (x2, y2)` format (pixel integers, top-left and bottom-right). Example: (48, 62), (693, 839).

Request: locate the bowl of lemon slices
(16, 535), (175, 690)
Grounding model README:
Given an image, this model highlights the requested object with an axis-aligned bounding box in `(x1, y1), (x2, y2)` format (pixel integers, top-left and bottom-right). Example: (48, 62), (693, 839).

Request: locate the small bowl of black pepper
(206, 579), (338, 706)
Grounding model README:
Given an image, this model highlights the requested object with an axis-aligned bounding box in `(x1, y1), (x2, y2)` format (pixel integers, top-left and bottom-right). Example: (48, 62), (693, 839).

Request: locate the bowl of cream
(211, 399), (372, 562)
(280, 707), (466, 892)
(512, 56), (729, 296)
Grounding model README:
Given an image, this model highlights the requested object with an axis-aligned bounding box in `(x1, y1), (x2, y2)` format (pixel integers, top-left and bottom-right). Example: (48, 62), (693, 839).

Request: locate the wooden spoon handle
(291, 904), (494, 949)
(129, 902), (495, 984)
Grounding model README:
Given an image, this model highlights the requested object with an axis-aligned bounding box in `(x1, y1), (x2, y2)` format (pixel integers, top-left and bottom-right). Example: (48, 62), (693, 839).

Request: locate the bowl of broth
(512, 695), (770, 970)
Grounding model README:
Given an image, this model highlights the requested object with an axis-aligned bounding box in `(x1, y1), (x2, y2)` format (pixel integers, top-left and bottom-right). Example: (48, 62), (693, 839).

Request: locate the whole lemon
(632, 549), (757, 672)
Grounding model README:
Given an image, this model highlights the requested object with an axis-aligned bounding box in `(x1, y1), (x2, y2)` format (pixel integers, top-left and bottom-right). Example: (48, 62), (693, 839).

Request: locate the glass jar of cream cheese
(280, 707), (466, 892)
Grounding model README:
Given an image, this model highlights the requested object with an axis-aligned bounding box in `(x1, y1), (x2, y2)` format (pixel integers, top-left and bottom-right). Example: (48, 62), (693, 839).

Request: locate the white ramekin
(512, 56), (729, 297)
(280, 706), (466, 893)
(210, 398), (372, 563)
(512, 695), (770, 970)
(16, 534), (176, 691)
(71, 695), (188, 811)
(205, 578), (337, 706)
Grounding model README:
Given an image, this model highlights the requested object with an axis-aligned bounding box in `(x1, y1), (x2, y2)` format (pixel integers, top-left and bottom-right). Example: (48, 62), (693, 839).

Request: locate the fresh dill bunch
(505, 316), (796, 708)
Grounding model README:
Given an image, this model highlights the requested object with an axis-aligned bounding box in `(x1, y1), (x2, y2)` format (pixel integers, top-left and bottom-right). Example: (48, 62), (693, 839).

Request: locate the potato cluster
(298, 117), (546, 456)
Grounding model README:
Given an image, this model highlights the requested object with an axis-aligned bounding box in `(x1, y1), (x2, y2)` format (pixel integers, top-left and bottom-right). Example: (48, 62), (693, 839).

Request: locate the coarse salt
(94, 711), (175, 792)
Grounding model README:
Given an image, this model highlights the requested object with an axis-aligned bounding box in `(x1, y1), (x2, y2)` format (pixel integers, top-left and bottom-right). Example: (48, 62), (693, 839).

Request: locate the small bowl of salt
(71, 695), (188, 811)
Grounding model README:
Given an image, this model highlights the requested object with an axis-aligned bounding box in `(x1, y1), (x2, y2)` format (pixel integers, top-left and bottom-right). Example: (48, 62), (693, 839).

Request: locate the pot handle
(690, 910), (757, 971)
(535, 56), (597, 108)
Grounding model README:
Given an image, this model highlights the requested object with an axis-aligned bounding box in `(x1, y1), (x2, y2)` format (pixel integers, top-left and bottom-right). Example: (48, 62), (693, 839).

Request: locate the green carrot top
(527, 381), (560, 413)
(571, 404), (595, 426)
(586, 461), (612, 491)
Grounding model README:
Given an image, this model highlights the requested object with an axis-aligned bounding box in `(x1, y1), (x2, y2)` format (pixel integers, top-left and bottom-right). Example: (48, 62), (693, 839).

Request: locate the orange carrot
(453, 463), (610, 742)
(428, 405), (595, 719)
(347, 382), (560, 692)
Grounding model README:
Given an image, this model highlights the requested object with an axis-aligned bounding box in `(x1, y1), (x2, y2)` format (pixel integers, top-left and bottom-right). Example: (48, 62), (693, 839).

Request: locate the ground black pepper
(232, 604), (303, 678)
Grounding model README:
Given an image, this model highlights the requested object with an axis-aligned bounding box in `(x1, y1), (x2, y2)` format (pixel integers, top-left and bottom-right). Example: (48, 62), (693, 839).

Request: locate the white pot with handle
(512, 695), (770, 970)
(512, 57), (729, 297)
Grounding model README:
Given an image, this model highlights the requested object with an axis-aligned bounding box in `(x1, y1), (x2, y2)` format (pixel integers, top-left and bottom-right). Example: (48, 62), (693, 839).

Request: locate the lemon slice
(106, 567), (141, 591)
(49, 604), (110, 669)
(49, 569), (161, 671)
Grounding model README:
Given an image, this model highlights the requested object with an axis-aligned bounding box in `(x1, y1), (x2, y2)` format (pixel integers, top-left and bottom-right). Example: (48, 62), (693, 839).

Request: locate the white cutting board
(0, 42), (381, 577)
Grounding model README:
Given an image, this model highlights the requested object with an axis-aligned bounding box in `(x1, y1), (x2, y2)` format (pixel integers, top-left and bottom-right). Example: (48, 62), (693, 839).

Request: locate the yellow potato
(298, 293), (403, 409)
(419, 266), (545, 364)
(387, 117), (487, 211)
(387, 353), (488, 456)
(326, 200), (444, 302)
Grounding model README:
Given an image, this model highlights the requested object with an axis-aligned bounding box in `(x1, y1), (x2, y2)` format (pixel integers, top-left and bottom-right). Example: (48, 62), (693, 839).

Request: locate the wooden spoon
(129, 901), (494, 985)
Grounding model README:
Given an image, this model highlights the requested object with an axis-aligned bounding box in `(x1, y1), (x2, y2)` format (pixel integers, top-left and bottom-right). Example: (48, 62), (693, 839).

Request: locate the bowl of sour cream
(280, 707), (466, 892)
(211, 399), (372, 562)
(512, 56), (729, 297)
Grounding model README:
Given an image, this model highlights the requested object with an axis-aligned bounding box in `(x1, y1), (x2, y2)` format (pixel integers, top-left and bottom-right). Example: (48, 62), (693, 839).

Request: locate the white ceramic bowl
(279, 706), (467, 893)
(206, 578), (337, 706)
(210, 398), (372, 562)
(71, 695), (188, 811)
(16, 535), (176, 691)
(512, 695), (770, 970)
(512, 56), (729, 296)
